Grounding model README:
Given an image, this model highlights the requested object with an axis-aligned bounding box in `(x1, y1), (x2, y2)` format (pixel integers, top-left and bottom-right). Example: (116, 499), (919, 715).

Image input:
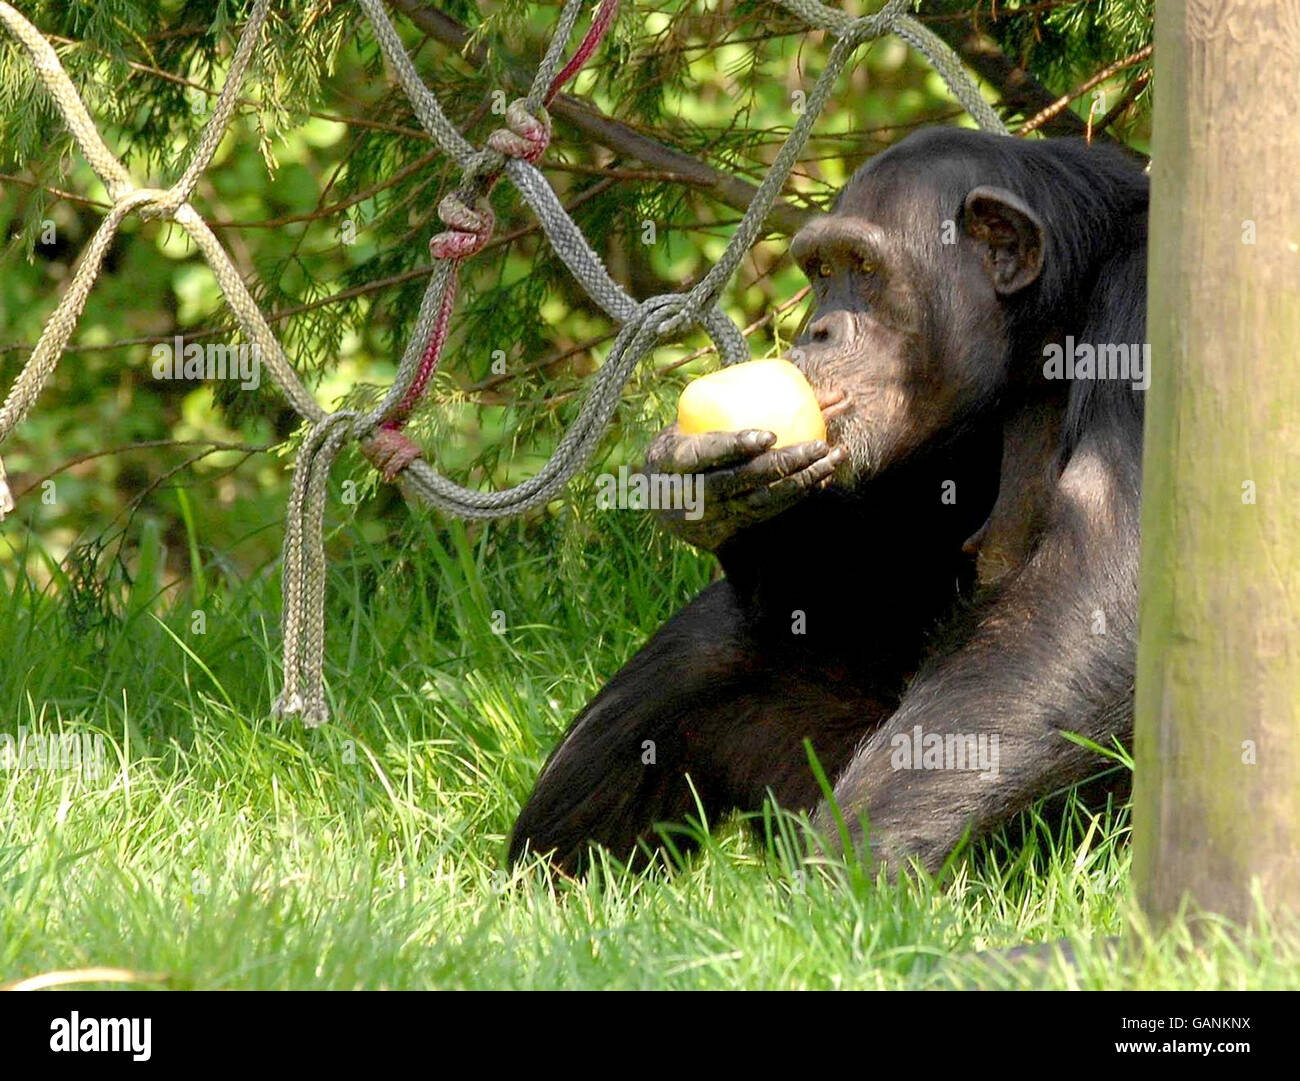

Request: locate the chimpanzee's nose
(800, 310), (854, 350)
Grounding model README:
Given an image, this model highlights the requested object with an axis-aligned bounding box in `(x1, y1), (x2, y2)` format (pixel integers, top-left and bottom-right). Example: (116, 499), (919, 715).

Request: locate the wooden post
(1134, 0), (1300, 923)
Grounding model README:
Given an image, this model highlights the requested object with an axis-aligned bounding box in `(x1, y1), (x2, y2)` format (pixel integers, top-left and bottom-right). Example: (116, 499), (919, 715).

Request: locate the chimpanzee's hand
(643, 388), (851, 552)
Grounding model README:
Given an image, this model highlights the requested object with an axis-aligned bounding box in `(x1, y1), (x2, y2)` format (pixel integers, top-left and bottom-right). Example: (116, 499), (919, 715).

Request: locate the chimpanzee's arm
(507, 579), (889, 873)
(820, 416), (1142, 872)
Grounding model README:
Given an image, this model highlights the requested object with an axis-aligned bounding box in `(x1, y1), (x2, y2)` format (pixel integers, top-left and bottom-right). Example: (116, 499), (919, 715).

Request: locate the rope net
(0, 0), (1007, 725)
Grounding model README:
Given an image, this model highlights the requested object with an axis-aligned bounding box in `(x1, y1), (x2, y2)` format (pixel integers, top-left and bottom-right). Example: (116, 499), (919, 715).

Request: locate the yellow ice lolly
(676, 358), (826, 449)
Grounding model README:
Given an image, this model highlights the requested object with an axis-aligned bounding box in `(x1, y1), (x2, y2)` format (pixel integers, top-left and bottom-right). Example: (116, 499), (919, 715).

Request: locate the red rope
(545, 0), (620, 107)
(380, 272), (459, 432)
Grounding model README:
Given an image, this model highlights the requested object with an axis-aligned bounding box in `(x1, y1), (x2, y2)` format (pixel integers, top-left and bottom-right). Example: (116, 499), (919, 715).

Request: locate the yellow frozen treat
(676, 358), (826, 449)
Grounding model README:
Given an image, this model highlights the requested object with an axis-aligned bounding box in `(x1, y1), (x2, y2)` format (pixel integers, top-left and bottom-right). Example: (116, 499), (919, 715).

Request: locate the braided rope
(0, 0), (1008, 724)
(775, 0), (1007, 135)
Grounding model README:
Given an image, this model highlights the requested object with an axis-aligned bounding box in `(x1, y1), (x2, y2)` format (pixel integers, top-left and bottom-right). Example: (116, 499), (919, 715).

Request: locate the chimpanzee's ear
(962, 185), (1045, 295)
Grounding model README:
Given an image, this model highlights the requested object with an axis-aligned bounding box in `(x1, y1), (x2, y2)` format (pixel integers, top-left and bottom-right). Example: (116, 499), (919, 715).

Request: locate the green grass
(2, 508), (1297, 990)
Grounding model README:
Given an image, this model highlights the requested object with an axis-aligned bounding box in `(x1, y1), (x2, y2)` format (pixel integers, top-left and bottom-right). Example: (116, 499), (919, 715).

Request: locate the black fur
(510, 128), (1149, 875)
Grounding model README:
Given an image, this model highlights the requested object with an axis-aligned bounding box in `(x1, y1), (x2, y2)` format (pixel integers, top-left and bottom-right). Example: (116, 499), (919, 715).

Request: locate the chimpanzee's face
(787, 157), (1044, 483)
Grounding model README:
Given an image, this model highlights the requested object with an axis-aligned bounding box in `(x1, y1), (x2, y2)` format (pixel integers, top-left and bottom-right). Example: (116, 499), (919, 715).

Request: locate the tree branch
(923, 14), (1147, 162)
(1018, 45), (1153, 136)
(924, 19), (1094, 139)
(390, 0), (813, 236)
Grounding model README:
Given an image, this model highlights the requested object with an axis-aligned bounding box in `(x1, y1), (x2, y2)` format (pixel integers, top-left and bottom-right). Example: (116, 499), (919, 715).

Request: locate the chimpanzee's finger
(704, 439), (833, 500)
(736, 446), (848, 512)
(650, 428), (777, 473)
(655, 444), (842, 546)
(675, 429), (778, 471)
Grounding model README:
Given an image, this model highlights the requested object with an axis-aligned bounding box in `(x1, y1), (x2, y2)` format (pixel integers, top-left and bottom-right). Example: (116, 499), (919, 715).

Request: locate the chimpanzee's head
(787, 127), (1146, 482)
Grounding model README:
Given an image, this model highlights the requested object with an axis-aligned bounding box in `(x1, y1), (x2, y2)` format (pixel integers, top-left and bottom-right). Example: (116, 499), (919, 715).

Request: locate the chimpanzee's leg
(507, 579), (898, 873)
(819, 419), (1141, 872)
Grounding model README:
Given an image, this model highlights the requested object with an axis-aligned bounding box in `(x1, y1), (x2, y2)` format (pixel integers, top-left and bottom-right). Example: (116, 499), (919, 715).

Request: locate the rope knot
(486, 100), (552, 165)
(132, 187), (183, 222)
(429, 193), (495, 260)
(361, 427), (424, 481)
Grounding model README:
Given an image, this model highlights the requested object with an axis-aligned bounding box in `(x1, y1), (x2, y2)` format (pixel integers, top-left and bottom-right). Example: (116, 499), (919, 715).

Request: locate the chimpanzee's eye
(818, 262), (834, 278)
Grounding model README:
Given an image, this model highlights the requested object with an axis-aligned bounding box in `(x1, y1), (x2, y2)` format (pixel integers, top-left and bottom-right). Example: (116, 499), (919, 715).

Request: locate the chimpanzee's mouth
(820, 392), (854, 420)
(818, 388), (854, 444)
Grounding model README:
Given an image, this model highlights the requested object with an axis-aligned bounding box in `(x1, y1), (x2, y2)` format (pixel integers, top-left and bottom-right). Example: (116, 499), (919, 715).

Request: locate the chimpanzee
(509, 127), (1149, 875)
